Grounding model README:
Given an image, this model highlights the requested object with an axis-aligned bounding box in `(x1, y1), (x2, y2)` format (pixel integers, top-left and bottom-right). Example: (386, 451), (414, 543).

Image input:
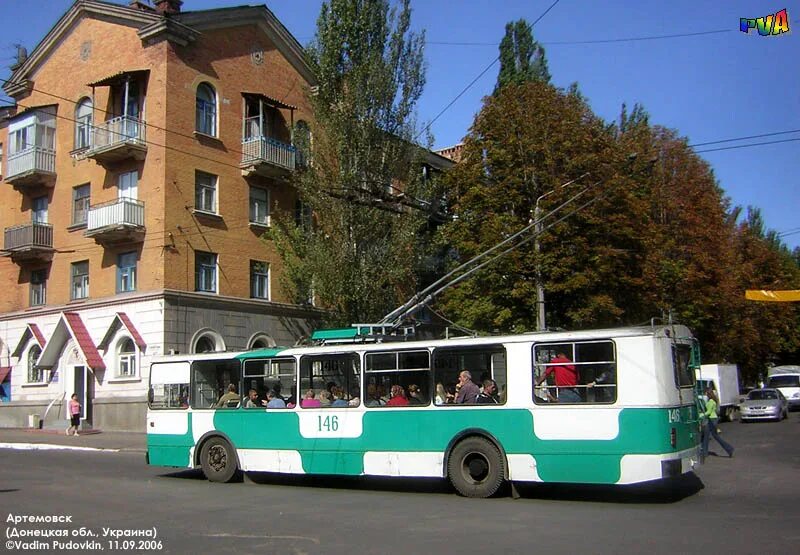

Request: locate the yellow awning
(745, 290), (800, 302)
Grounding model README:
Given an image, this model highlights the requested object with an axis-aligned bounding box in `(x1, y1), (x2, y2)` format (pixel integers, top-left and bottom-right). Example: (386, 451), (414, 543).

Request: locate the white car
(739, 388), (789, 422)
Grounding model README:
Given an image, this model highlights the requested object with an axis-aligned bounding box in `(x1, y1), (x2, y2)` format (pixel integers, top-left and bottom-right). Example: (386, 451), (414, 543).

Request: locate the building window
(32, 196), (48, 223)
(118, 170), (138, 200)
(117, 338), (136, 378)
(30, 269), (47, 307)
(195, 83), (217, 136)
(195, 336), (215, 353)
(72, 184), (90, 226)
(27, 345), (44, 383)
(117, 252), (137, 293)
(250, 260), (270, 299)
(75, 97), (93, 149)
(247, 333), (275, 349)
(191, 329), (225, 354)
(294, 199), (312, 230)
(71, 260), (89, 300)
(195, 171), (217, 213)
(195, 251), (217, 293)
(249, 186), (269, 225)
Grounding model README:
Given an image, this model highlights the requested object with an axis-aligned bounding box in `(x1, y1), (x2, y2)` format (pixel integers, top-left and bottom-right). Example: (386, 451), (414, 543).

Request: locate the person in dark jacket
(476, 379), (500, 404)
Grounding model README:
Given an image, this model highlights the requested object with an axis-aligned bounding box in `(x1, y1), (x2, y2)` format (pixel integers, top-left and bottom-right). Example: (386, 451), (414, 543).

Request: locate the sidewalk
(0, 427), (147, 452)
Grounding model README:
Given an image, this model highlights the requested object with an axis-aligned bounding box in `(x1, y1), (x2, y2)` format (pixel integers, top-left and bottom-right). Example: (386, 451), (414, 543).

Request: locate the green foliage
(438, 79), (799, 383)
(269, 0), (437, 327)
(495, 19), (551, 91)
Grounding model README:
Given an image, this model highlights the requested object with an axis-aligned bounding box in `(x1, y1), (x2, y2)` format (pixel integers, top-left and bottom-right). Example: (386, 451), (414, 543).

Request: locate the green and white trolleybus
(146, 324), (701, 497)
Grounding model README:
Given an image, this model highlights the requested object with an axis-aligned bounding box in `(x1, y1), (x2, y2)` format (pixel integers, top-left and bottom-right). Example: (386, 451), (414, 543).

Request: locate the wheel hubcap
(462, 452), (490, 484)
(208, 445), (227, 472)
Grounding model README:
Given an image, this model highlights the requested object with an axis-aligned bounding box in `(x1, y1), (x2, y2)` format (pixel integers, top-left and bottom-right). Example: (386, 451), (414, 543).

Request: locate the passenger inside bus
(331, 386), (349, 407)
(476, 379), (500, 404)
(366, 384), (385, 406)
(216, 383), (240, 407)
(244, 389), (259, 408)
(300, 389), (321, 408)
(264, 390), (286, 408)
(318, 390), (332, 406)
(407, 384), (426, 405)
(386, 385), (409, 406)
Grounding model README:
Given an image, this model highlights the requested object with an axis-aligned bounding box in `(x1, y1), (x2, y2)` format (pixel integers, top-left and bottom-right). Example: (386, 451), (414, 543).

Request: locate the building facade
(0, 0), (323, 430)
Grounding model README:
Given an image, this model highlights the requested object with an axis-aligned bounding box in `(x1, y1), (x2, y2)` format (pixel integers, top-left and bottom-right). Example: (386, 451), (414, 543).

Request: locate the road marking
(0, 442), (120, 453)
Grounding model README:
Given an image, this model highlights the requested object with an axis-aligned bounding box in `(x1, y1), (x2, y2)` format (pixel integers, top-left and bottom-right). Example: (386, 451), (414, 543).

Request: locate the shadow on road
(158, 468), (704, 503)
(511, 472), (705, 503)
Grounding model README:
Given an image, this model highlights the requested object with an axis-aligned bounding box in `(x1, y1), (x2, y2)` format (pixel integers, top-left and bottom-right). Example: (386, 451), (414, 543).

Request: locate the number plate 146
(299, 411), (364, 438)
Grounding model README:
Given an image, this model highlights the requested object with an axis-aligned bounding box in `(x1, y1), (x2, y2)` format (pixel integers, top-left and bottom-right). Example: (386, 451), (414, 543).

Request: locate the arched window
(27, 345), (43, 383)
(75, 97), (93, 149)
(195, 83), (217, 136)
(195, 336), (215, 353)
(247, 333), (275, 350)
(117, 338), (136, 378)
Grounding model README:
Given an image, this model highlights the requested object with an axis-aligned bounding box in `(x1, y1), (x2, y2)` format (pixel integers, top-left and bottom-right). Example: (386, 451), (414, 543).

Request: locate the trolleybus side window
(365, 350), (431, 407)
(243, 358), (297, 408)
(533, 341), (616, 404)
(148, 362), (190, 409)
(432, 345), (507, 405)
(300, 353), (359, 408)
(672, 344), (694, 388)
(191, 359), (241, 409)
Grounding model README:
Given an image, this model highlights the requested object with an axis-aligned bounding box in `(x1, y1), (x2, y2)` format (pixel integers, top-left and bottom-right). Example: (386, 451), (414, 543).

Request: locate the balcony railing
(5, 147), (56, 186)
(3, 222), (54, 262)
(86, 198), (145, 243)
(85, 116), (147, 163)
(241, 136), (296, 175)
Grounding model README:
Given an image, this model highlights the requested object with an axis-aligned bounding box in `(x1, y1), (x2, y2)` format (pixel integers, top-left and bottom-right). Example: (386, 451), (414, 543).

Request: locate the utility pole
(534, 198), (546, 330)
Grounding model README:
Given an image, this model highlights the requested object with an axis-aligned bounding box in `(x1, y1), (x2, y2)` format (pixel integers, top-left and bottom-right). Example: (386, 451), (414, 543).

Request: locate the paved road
(2, 416), (799, 555)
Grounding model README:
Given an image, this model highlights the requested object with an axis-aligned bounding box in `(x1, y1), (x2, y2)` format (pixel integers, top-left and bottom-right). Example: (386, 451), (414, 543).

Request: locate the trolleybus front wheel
(447, 437), (505, 498)
(200, 437), (239, 483)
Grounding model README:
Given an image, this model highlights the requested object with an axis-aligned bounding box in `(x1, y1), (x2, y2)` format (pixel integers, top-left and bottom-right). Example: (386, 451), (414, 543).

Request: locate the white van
(767, 365), (800, 410)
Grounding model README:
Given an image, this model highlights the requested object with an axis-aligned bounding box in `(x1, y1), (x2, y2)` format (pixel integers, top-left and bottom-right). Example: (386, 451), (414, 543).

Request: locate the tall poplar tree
(495, 19), (550, 91)
(269, 0), (436, 327)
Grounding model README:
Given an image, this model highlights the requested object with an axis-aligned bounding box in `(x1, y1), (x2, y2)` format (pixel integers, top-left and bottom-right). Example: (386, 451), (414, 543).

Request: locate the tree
(438, 81), (633, 333)
(495, 19), (550, 92)
(269, 0), (437, 327)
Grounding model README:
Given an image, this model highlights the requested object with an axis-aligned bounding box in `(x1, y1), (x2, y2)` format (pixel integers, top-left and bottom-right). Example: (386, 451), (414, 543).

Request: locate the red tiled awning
(97, 312), (147, 352)
(63, 313), (105, 370)
(0, 366), (10, 383)
(11, 323), (47, 358)
(37, 312), (106, 371)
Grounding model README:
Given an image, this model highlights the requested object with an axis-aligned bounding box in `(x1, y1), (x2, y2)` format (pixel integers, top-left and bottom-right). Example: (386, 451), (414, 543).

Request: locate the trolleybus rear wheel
(200, 437), (238, 483)
(447, 437), (505, 498)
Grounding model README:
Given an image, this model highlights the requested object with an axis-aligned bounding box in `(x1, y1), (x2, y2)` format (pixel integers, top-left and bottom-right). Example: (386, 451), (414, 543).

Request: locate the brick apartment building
(0, 0), (329, 430)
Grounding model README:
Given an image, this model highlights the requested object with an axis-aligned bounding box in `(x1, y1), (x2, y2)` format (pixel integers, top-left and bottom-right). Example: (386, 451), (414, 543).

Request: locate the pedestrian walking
(66, 393), (81, 436)
(701, 386), (734, 459)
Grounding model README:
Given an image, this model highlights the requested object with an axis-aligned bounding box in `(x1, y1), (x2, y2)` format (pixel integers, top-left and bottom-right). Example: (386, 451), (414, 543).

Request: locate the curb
(0, 442), (120, 453)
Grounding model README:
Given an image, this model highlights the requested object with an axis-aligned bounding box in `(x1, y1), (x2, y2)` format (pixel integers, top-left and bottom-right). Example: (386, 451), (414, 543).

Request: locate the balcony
(85, 198), (145, 244)
(240, 136), (296, 179)
(4, 147), (56, 188)
(2, 222), (54, 263)
(84, 116), (147, 164)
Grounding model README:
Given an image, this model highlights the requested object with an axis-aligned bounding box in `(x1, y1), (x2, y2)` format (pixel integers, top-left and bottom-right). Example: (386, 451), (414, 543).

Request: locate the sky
(2, 0), (798, 249)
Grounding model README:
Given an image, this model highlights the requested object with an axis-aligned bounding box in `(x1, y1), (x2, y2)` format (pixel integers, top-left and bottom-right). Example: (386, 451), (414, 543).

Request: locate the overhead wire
(428, 28), (733, 47)
(414, 0), (561, 141)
